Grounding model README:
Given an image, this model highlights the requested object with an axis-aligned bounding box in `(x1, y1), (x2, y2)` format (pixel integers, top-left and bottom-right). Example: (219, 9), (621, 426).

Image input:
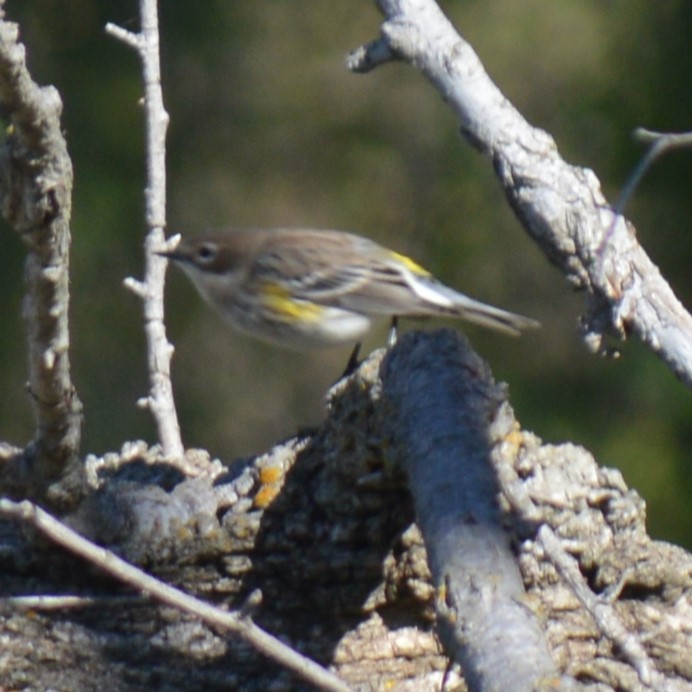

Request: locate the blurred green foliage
(1, 1), (690, 548)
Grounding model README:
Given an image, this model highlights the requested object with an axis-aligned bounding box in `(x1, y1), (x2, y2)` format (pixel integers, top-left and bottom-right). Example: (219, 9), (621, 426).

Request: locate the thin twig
(106, 1), (185, 463)
(0, 594), (147, 612)
(597, 128), (692, 277)
(0, 498), (351, 692)
(538, 526), (663, 689)
(352, 0), (692, 388)
(614, 128), (692, 215)
(103, 23), (140, 51)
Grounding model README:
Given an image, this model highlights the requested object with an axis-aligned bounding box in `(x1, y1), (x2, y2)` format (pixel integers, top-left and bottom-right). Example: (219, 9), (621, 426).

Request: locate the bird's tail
(449, 295), (539, 336)
(415, 279), (539, 336)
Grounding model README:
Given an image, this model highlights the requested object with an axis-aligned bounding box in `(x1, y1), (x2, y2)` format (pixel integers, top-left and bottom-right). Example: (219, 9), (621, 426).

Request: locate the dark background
(1, 1), (691, 547)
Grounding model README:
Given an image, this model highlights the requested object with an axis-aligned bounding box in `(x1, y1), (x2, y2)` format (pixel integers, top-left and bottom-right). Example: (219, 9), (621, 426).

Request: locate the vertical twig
(0, 2), (83, 503)
(106, 1), (184, 461)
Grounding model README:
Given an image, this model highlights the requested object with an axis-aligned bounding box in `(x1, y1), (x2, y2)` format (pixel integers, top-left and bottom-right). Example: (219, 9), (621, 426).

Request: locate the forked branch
(351, 0), (692, 387)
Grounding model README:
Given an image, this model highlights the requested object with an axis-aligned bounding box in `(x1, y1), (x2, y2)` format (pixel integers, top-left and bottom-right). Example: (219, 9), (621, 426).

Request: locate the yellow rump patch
(390, 251), (431, 277)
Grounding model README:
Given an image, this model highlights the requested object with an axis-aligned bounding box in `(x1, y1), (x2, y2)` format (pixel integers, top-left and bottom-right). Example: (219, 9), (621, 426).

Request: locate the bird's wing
(251, 232), (539, 333)
(254, 239), (428, 314)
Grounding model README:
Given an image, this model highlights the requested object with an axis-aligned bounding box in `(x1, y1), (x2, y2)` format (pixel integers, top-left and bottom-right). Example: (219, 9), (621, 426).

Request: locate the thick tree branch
(0, 333), (689, 688)
(380, 331), (560, 690)
(350, 0), (692, 387)
(0, 2), (83, 504)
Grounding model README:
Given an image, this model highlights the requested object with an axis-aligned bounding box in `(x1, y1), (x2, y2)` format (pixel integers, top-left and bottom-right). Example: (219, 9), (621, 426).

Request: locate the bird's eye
(196, 243), (218, 264)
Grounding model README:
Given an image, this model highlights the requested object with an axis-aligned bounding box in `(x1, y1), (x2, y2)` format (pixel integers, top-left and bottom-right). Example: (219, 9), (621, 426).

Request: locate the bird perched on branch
(160, 228), (538, 349)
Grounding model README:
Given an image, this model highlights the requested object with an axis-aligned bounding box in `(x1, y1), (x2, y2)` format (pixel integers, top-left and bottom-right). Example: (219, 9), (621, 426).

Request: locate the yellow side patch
(262, 283), (325, 321)
(390, 251), (431, 277)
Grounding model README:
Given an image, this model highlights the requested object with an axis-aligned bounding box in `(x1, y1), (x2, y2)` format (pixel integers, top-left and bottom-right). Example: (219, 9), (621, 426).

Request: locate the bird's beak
(156, 234), (185, 261)
(156, 249), (185, 262)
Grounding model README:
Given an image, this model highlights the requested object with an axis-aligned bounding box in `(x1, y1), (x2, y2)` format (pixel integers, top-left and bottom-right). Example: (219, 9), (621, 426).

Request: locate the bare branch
(378, 330), (688, 688)
(537, 525), (664, 689)
(353, 0), (692, 388)
(346, 38), (395, 72)
(380, 330), (561, 690)
(614, 128), (692, 215)
(122, 276), (147, 298)
(106, 1), (185, 463)
(1, 336), (689, 687)
(104, 22), (141, 51)
(0, 594), (146, 612)
(0, 497), (351, 692)
(0, 2), (83, 504)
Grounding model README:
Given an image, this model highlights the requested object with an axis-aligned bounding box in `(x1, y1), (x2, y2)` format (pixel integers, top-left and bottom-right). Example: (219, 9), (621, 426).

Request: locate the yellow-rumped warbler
(160, 228), (538, 348)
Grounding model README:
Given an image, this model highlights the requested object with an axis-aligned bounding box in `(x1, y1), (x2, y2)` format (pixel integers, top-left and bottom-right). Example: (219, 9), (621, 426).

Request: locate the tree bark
(350, 0), (692, 388)
(0, 5), (83, 506)
(1, 331), (689, 690)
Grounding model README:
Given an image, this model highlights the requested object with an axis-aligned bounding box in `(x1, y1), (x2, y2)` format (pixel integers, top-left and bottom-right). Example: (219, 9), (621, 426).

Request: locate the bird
(159, 228), (539, 349)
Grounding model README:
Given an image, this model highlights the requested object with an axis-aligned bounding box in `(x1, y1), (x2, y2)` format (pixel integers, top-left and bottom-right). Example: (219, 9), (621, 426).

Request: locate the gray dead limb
(380, 330), (562, 690)
(0, 331), (690, 689)
(0, 3), (83, 505)
(350, 0), (692, 388)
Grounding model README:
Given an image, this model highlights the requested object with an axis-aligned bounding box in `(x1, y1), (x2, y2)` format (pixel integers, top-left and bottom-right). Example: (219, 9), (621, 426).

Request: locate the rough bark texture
(0, 6), (83, 506)
(350, 0), (692, 388)
(1, 331), (689, 691)
(381, 334), (558, 690)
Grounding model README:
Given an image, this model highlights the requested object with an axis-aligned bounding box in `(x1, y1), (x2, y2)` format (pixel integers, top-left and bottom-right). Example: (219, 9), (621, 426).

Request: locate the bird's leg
(339, 342), (362, 379)
(387, 317), (399, 348)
